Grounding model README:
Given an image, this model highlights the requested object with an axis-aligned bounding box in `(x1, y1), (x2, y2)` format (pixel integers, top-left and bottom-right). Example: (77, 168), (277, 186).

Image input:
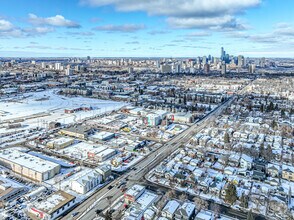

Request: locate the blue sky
(0, 0), (294, 57)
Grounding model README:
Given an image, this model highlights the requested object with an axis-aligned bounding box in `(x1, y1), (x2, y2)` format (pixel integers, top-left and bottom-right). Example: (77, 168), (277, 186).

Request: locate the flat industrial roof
(32, 191), (75, 214)
(61, 142), (107, 158)
(95, 148), (116, 158)
(47, 137), (74, 145)
(91, 131), (114, 140)
(0, 150), (60, 173)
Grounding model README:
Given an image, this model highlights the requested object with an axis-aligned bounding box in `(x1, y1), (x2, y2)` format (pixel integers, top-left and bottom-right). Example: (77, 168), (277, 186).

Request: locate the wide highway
(61, 93), (236, 220)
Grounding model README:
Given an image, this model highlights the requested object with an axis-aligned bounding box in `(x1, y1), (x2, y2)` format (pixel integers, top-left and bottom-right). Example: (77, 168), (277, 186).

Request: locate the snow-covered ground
(0, 89), (125, 122)
(0, 89), (126, 147)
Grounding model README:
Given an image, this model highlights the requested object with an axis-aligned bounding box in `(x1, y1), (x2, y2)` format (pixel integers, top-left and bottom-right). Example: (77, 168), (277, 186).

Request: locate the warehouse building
(0, 176), (27, 207)
(27, 191), (76, 220)
(48, 122), (61, 129)
(89, 131), (115, 142)
(88, 148), (117, 162)
(168, 112), (194, 123)
(70, 169), (103, 194)
(59, 125), (91, 139)
(0, 150), (60, 182)
(47, 137), (74, 149)
(96, 164), (112, 181)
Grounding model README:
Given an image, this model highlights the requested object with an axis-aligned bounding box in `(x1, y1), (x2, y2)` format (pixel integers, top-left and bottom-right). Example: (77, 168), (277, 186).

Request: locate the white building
(47, 137), (74, 149)
(0, 150), (60, 182)
(94, 149), (116, 162)
(143, 113), (161, 127)
(28, 191), (76, 220)
(70, 169), (103, 194)
(240, 154), (253, 169)
(169, 112), (193, 123)
(124, 190), (159, 220)
(124, 184), (146, 204)
(41, 62), (46, 69)
(65, 68), (73, 76)
(55, 63), (61, 70)
(90, 131), (115, 142)
(174, 202), (195, 220)
(162, 200), (180, 219)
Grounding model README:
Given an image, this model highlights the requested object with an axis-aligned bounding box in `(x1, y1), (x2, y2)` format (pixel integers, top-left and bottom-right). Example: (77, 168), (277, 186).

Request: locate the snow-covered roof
(47, 137), (74, 146)
(195, 210), (213, 220)
(0, 149), (60, 173)
(176, 202), (195, 217)
(282, 165), (294, 173)
(71, 169), (102, 186)
(136, 191), (158, 210)
(162, 200), (180, 215)
(144, 208), (155, 218)
(125, 184), (145, 198)
(32, 191), (75, 214)
(241, 154), (253, 163)
(61, 142), (106, 157)
(91, 131), (114, 140)
(0, 176), (25, 196)
(95, 148), (116, 158)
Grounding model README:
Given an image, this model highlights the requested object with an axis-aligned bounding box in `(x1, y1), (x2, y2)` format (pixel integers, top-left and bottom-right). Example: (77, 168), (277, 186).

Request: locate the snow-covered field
(0, 89), (125, 123)
(0, 89), (126, 147)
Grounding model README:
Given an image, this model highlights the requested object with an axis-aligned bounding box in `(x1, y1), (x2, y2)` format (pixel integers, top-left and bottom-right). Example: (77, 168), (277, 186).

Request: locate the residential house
(267, 164), (280, 178)
(228, 154), (240, 167)
(282, 165), (294, 182)
(174, 202), (195, 220)
(240, 154), (253, 170)
(162, 200), (180, 219)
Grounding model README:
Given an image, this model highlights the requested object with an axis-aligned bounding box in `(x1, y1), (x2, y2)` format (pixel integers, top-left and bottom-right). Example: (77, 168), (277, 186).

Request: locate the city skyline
(1, 0), (294, 57)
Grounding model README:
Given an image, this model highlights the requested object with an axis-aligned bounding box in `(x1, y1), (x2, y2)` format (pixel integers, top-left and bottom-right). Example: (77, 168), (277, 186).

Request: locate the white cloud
(0, 29), (24, 38)
(274, 24), (294, 36)
(0, 20), (54, 38)
(81, 0), (260, 30)
(148, 30), (170, 35)
(0, 19), (14, 31)
(228, 22), (294, 44)
(186, 31), (211, 37)
(25, 27), (55, 34)
(81, 0), (260, 16)
(0, 20), (24, 38)
(26, 45), (52, 49)
(67, 31), (95, 36)
(28, 14), (81, 28)
(167, 15), (243, 30)
(126, 41), (139, 44)
(93, 24), (145, 33)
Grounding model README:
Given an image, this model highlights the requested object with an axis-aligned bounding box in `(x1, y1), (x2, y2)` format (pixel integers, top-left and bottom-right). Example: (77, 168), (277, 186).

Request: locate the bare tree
(157, 195), (167, 210)
(193, 197), (209, 212)
(179, 193), (188, 201)
(166, 189), (177, 199)
(106, 195), (113, 206)
(211, 203), (221, 218)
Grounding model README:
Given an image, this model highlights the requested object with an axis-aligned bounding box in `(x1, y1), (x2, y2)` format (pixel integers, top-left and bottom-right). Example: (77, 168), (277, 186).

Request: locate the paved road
(60, 95), (235, 220)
